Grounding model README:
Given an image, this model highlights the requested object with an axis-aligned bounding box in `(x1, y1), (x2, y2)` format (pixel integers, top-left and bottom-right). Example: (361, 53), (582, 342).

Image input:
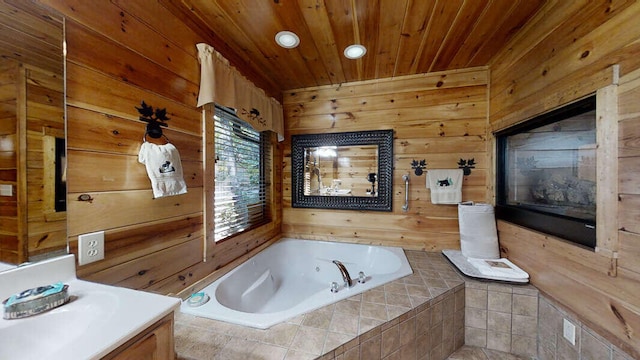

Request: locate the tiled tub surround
(537, 295), (635, 360)
(175, 250), (637, 360)
(464, 279), (539, 357)
(175, 250), (466, 360)
(463, 278), (636, 360)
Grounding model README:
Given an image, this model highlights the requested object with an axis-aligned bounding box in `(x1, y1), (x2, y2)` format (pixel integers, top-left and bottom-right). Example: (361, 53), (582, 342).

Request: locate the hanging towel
(426, 169), (463, 204)
(458, 202), (500, 259)
(138, 142), (188, 198)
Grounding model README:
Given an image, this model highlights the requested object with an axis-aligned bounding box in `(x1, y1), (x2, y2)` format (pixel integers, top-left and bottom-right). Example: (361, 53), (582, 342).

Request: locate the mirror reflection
(0, 2), (66, 266)
(304, 145), (379, 197)
(291, 129), (394, 212)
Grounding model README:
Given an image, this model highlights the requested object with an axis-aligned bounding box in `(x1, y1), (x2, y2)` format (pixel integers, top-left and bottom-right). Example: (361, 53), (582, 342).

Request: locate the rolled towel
(458, 202), (500, 259)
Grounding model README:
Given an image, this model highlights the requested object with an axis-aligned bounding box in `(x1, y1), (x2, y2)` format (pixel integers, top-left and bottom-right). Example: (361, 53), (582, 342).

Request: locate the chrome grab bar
(402, 174), (410, 212)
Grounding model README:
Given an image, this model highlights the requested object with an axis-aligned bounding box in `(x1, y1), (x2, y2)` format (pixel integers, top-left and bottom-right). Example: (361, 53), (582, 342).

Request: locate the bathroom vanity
(0, 255), (180, 360)
(103, 313), (174, 360)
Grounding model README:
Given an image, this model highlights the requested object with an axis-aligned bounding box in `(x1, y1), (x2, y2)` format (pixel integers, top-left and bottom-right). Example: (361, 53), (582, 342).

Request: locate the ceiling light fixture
(344, 44), (366, 59)
(275, 31), (300, 49)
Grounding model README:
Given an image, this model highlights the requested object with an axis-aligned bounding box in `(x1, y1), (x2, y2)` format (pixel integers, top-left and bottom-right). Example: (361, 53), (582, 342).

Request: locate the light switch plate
(0, 184), (12, 196)
(78, 231), (105, 266)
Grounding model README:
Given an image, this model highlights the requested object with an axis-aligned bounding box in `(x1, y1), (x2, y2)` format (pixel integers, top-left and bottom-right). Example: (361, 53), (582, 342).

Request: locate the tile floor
(447, 345), (530, 359)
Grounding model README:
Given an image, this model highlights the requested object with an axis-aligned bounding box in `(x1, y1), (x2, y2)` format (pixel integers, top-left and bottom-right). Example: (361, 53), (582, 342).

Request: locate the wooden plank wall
(0, 1), (63, 76)
(41, 0), (282, 295)
(282, 68), (489, 250)
(0, 59), (20, 263)
(0, 1), (64, 264)
(0, 61), (62, 263)
(25, 65), (66, 259)
(489, 0), (640, 356)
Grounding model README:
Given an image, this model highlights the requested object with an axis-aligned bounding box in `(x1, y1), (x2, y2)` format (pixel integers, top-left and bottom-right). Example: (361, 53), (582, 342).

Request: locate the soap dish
(186, 292), (210, 307)
(3, 282), (70, 319)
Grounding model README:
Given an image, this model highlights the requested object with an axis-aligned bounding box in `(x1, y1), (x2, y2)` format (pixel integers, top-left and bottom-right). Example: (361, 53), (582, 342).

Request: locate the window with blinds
(214, 105), (271, 242)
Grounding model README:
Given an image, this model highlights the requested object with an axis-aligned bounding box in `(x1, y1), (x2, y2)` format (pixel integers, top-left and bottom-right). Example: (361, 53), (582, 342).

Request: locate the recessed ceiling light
(275, 31), (300, 49)
(344, 44), (367, 59)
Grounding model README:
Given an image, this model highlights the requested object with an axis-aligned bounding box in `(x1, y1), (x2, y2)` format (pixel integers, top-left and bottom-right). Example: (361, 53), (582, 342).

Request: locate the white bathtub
(180, 238), (413, 329)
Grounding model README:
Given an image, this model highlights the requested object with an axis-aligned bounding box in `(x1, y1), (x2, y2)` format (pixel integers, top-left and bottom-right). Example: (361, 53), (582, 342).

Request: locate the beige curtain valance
(196, 43), (284, 141)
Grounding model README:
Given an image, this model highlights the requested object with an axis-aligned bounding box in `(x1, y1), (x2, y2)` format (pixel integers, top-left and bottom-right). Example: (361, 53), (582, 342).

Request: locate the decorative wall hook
(136, 101), (170, 140)
(457, 158), (476, 175)
(411, 159), (427, 176)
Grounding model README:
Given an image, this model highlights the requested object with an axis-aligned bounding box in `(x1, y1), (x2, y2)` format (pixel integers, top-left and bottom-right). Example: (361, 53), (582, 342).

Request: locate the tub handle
(330, 282), (339, 293)
(358, 271), (366, 284)
(402, 174), (410, 212)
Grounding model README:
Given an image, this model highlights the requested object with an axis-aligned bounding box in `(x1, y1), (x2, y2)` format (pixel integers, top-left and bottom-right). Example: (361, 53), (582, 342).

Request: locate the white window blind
(214, 105), (271, 242)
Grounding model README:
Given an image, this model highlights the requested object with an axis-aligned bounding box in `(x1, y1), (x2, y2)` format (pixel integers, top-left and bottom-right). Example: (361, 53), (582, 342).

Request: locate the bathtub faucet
(332, 260), (353, 288)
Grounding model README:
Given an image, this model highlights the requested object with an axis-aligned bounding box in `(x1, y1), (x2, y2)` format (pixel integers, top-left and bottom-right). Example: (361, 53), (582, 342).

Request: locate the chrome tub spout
(332, 260), (353, 288)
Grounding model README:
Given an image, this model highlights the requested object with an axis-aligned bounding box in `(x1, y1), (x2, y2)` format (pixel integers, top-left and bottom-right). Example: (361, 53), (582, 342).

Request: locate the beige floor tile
(386, 291), (412, 308)
(262, 322), (299, 347)
(447, 345), (533, 360)
(334, 298), (361, 316)
(283, 349), (317, 360)
(214, 337), (261, 360)
(329, 312), (359, 335)
(362, 289), (386, 304)
(447, 346), (489, 360)
(359, 317), (385, 334)
(250, 343), (288, 360)
(302, 307), (334, 329)
(289, 326), (327, 355)
(323, 331), (356, 354)
(361, 301), (389, 321)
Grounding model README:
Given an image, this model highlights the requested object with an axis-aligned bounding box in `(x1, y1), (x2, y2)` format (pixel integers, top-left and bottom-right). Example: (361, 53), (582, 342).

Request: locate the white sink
(0, 255), (180, 360)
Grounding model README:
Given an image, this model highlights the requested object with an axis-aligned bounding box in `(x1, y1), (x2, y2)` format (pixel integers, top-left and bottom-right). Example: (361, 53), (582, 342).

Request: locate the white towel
(458, 202), (500, 259)
(466, 257), (529, 280)
(426, 169), (463, 204)
(138, 142), (188, 198)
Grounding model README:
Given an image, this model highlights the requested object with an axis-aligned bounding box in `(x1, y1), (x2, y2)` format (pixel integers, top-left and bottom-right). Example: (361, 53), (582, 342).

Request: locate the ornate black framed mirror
(291, 129), (394, 211)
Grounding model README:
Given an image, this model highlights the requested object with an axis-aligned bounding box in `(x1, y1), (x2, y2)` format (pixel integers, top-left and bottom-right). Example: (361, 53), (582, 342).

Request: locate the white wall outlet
(563, 318), (576, 345)
(78, 231), (105, 266)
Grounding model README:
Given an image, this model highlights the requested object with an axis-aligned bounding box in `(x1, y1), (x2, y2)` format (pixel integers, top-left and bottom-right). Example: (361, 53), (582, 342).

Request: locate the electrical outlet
(78, 231), (105, 265)
(563, 318), (576, 345)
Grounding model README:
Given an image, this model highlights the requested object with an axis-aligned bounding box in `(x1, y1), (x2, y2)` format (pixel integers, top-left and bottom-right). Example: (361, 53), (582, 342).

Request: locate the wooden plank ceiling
(169, 0), (546, 98)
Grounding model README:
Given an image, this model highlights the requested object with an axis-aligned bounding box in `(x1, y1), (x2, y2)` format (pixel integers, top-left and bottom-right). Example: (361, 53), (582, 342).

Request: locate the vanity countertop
(0, 254), (180, 360)
(0, 261), (14, 272)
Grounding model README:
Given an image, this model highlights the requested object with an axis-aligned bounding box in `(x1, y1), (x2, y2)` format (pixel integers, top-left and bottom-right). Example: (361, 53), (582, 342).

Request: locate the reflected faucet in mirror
(303, 144), (377, 197)
(292, 129), (394, 211)
(366, 173), (377, 196)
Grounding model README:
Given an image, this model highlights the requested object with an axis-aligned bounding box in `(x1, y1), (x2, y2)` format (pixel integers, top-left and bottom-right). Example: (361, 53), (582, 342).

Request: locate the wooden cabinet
(103, 313), (174, 360)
